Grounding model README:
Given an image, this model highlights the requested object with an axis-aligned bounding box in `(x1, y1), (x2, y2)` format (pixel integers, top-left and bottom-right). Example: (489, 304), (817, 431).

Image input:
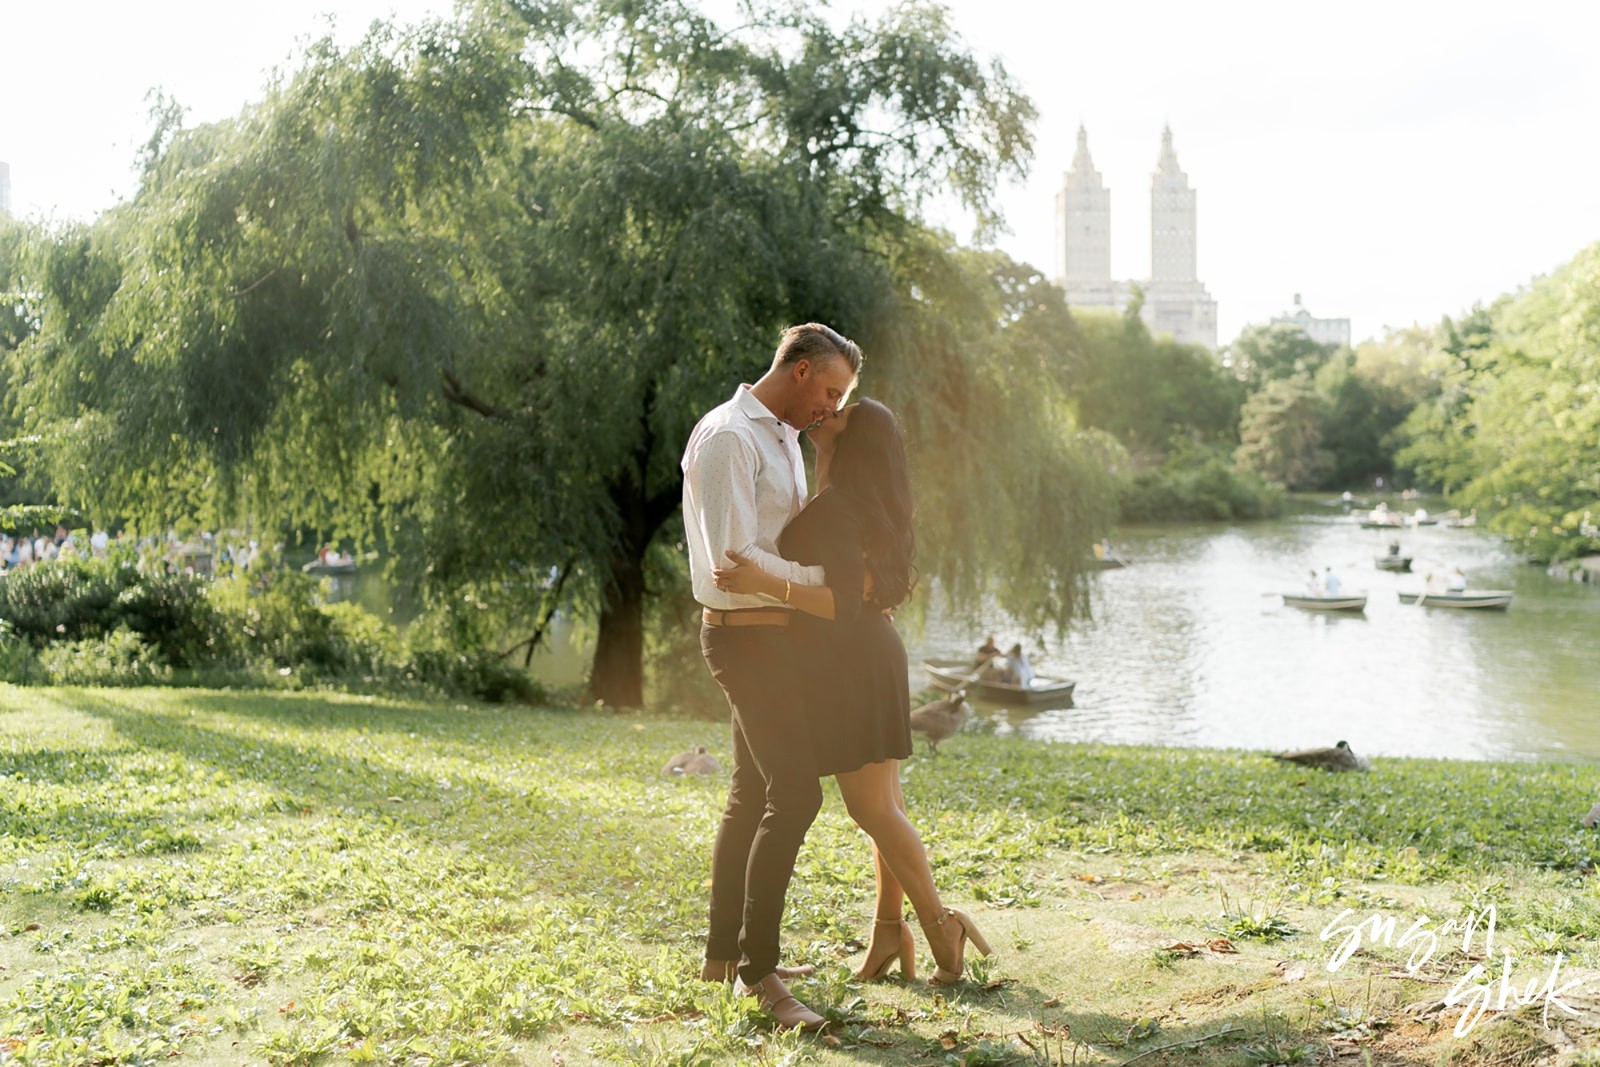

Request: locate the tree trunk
(590, 541), (647, 707)
(588, 435), (680, 708)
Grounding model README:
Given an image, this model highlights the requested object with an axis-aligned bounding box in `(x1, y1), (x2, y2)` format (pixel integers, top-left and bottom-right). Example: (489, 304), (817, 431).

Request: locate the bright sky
(5, 0), (1598, 346)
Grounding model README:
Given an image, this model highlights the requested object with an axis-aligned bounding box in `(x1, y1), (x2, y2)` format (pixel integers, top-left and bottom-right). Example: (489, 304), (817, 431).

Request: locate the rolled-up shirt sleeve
(686, 429), (823, 593)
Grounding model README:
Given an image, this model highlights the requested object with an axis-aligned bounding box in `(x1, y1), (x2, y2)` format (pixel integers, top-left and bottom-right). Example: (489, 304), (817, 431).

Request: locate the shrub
(115, 572), (220, 668)
(402, 645), (545, 705)
(0, 555), (545, 704)
(1120, 447), (1284, 522)
(35, 626), (173, 687)
(0, 620), (40, 682)
(0, 556), (131, 640)
(205, 568), (336, 669)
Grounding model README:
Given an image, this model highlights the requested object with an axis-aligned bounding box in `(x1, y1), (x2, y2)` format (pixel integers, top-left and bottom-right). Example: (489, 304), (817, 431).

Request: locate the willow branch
(440, 369), (512, 421)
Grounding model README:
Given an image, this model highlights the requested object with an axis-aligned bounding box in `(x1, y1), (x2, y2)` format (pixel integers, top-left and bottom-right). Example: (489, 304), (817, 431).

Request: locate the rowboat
(302, 558), (359, 576)
(1374, 555), (1412, 572)
(1090, 556), (1128, 570)
(1398, 590), (1512, 609)
(1281, 593), (1367, 612)
(922, 659), (1077, 704)
(1359, 519), (1404, 530)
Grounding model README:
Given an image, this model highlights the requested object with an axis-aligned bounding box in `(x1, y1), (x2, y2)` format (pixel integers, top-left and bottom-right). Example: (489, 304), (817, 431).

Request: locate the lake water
(330, 506), (1600, 764)
(908, 508), (1600, 764)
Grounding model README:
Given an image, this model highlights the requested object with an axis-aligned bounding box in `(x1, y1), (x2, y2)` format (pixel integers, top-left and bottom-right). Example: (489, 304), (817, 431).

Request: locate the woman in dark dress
(713, 398), (989, 985)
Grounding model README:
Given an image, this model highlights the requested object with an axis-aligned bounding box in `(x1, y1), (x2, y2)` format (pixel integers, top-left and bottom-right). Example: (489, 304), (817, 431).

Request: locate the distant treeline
(1068, 241), (1600, 564)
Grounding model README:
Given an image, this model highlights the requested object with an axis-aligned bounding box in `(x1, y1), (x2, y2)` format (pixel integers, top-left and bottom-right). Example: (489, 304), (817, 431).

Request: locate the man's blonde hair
(773, 323), (863, 375)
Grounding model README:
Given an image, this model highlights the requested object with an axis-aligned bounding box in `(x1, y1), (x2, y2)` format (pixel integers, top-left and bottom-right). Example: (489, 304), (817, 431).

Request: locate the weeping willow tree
(7, 0), (1117, 704)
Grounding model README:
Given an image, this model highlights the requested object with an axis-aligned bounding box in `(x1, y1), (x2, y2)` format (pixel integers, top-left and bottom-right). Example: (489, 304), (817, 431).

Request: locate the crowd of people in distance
(972, 634), (1035, 686)
(0, 526), (112, 574)
(0, 525), (273, 579)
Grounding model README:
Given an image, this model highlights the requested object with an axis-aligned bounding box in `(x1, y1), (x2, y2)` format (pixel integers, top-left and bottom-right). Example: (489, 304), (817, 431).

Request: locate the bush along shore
(0, 555), (539, 703)
(3, 688), (1600, 1066)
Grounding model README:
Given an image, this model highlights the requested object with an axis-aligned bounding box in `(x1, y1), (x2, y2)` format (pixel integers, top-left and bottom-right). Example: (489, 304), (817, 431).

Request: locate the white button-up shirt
(681, 385), (825, 609)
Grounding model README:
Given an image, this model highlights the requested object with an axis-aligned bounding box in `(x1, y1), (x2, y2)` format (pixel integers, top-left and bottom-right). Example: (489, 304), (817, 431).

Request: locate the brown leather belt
(703, 608), (794, 628)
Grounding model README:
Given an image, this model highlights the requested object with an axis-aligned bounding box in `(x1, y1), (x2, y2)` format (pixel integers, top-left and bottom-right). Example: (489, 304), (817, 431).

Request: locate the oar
(930, 665), (985, 692)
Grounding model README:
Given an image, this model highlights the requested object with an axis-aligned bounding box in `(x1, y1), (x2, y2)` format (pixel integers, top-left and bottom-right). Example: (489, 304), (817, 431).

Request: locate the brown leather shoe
(732, 972), (825, 1031)
(701, 959), (816, 983)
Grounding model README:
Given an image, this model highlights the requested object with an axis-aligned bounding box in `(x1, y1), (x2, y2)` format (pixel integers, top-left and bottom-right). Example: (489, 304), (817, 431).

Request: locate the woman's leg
(836, 760), (943, 925)
(838, 760), (989, 982)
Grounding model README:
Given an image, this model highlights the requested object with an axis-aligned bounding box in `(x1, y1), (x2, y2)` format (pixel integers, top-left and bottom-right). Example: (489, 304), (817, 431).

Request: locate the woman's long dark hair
(829, 398), (917, 609)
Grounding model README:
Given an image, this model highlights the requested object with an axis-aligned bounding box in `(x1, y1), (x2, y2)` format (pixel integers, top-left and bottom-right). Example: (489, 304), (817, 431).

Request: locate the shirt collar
(733, 384), (785, 427)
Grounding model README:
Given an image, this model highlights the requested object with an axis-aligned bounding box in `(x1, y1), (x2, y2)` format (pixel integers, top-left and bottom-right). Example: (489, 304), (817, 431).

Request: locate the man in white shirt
(681, 323), (860, 1030)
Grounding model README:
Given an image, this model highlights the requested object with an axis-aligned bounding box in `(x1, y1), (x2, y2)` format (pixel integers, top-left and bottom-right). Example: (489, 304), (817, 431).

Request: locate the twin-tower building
(1055, 125), (1216, 350)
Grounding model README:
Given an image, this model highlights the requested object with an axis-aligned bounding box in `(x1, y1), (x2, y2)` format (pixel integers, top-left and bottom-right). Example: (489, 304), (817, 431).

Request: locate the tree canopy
(1397, 244), (1600, 561)
(5, 0), (1118, 703)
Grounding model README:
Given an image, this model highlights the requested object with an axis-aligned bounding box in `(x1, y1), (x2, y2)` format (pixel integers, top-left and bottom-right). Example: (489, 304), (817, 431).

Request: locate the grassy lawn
(3, 684), (1600, 1065)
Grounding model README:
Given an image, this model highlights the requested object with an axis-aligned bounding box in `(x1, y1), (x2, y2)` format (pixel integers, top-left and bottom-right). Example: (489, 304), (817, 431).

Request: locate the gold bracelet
(783, 579), (792, 605)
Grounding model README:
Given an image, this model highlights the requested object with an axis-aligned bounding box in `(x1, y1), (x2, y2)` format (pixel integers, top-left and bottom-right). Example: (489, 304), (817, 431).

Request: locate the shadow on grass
(43, 687), (716, 922)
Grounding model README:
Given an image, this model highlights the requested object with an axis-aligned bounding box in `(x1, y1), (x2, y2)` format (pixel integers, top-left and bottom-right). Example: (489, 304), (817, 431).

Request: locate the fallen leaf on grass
(821, 1035), (842, 1048)
(1043, 995), (1061, 1007)
(984, 977), (1016, 991)
(1206, 937), (1237, 954)
(940, 1031), (960, 1050)
(1163, 941), (1202, 955)
(550, 1052), (565, 1066)
(1075, 874), (1103, 884)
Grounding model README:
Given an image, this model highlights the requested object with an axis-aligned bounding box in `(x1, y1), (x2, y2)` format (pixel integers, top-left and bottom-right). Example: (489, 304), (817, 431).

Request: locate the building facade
(1271, 294), (1350, 348)
(1055, 127), (1217, 349)
(1054, 127), (1135, 315)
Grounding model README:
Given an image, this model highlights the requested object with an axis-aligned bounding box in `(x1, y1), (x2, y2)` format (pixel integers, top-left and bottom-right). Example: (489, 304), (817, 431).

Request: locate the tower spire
(1150, 126), (1195, 282)
(1057, 125), (1111, 286)
(1156, 124), (1181, 175)
(1072, 124), (1094, 171)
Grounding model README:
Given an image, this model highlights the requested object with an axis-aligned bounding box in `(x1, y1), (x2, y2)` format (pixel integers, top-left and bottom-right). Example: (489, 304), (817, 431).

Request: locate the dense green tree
(1072, 303), (1243, 459)
(1224, 322), (1337, 389)
(1392, 245), (1599, 561)
(1064, 301), (1262, 520)
(1393, 305), (1498, 494)
(0, 220), (57, 528)
(1310, 351), (1415, 488)
(1351, 324), (1447, 399)
(1233, 374), (1331, 490)
(7, 0), (1116, 703)
(1446, 248), (1600, 560)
